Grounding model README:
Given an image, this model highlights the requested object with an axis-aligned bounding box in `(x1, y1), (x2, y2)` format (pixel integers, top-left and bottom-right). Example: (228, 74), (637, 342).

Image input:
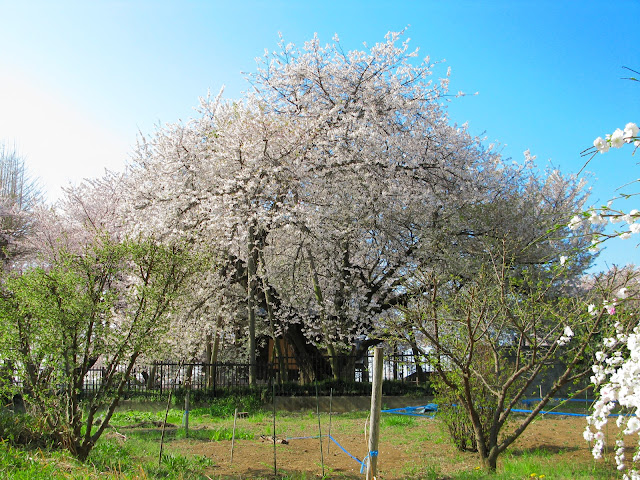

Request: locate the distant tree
(0, 143), (40, 268)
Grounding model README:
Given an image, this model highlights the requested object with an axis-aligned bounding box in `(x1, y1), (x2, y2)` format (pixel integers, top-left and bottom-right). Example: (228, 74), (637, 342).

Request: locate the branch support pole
(367, 347), (384, 480)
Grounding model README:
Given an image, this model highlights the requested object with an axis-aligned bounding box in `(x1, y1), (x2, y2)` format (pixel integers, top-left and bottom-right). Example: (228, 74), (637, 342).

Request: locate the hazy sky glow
(1, 0), (639, 270)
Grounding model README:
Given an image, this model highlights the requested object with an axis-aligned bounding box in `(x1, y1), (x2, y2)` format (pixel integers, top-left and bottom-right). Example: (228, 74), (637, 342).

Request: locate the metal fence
(82, 353), (433, 396)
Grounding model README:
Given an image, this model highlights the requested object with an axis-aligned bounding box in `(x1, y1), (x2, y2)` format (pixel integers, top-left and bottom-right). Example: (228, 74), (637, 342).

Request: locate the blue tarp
(381, 403), (438, 417)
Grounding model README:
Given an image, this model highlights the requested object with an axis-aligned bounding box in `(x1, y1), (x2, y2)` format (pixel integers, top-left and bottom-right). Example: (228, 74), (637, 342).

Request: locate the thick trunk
(283, 323), (328, 384)
(204, 337), (213, 388)
(247, 223), (258, 385)
(146, 364), (157, 389)
(306, 247), (339, 380)
(481, 448), (499, 472)
(259, 250), (287, 383)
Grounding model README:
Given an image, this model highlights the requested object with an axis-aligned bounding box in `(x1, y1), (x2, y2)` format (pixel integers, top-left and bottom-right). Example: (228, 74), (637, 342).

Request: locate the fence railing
(82, 353), (433, 396)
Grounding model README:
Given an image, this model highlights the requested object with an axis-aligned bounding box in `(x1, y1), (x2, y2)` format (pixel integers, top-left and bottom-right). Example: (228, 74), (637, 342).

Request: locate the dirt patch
(165, 414), (611, 479)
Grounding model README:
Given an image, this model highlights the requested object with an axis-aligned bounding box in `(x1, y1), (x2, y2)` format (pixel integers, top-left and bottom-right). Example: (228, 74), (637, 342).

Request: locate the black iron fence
(82, 353), (433, 396)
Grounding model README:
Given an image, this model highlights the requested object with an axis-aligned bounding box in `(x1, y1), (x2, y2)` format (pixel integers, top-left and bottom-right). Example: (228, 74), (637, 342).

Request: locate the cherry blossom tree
(122, 31), (596, 382)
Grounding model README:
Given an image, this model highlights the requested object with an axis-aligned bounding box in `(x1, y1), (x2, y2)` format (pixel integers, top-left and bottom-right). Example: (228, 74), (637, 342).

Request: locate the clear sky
(1, 0), (639, 270)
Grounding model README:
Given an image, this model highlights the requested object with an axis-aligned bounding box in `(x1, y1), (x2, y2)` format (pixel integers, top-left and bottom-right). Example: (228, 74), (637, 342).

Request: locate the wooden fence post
(367, 347), (384, 480)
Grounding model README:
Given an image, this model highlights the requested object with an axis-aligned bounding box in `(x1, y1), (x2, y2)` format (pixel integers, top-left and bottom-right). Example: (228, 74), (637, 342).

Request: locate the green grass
(110, 408), (184, 426)
(498, 448), (618, 480)
(0, 408), (626, 479)
(87, 439), (135, 472)
(382, 413), (417, 428)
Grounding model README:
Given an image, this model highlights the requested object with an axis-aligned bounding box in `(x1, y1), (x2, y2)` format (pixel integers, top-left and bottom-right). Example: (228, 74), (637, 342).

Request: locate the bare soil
(165, 414), (616, 479)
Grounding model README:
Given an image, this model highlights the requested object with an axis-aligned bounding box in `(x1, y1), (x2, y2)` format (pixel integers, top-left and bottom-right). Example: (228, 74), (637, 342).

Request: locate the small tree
(0, 233), (203, 461)
(389, 240), (610, 472)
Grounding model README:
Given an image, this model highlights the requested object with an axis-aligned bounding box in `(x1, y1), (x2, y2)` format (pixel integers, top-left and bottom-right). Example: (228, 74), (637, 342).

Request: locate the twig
(315, 380), (325, 477)
(158, 361), (182, 467)
(230, 407), (238, 464)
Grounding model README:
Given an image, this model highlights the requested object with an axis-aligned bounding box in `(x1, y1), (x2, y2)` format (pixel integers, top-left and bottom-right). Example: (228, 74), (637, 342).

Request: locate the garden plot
(153, 412), (617, 479)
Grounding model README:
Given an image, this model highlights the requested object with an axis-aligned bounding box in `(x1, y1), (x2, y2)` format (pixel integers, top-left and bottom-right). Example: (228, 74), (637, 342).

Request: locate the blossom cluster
(593, 122), (640, 153)
(587, 289), (627, 316)
(568, 208), (640, 242)
(556, 325), (574, 346)
(570, 122), (640, 243)
(585, 289), (640, 479)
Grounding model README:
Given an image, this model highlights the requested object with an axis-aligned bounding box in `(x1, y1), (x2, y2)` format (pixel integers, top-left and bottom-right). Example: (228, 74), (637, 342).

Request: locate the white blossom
(568, 215), (583, 230)
(594, 136), (610, 153)
(624, 122), (639, 143)
(557, 325), (574, 346)
(589, 212), (608, 226)
(611, 128), (626, 148)
(588, 318), (640, 474)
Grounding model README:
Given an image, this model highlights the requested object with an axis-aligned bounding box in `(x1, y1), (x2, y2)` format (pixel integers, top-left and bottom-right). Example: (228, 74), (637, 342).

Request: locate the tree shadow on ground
(508, 445), (580, 456)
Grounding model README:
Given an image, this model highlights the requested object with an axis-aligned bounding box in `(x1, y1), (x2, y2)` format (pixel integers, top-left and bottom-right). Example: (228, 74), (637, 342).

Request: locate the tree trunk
(204, 336), (213, 388)
(259, 250), (287, 383)
(306, 247), (339, 379)
(146, 364), (157, 389)
(247, 223), (258, 385)
(482, 450), (498, 472)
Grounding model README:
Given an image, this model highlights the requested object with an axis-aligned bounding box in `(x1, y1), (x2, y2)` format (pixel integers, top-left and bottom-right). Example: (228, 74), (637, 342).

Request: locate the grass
(0, 405), (628, 479)
(382, 414), (417, 428)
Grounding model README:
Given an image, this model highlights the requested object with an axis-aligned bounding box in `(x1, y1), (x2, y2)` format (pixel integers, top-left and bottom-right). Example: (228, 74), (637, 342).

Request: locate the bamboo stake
(230, 407), (238, 464)
(366, 347), (384, 480)
(327, 387), (333, 455)
(315, 380), (325, 477)
(273, 380), (277, 476)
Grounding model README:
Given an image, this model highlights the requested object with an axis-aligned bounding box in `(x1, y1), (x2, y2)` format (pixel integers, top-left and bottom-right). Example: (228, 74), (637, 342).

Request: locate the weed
(87, 438), (133, 472)
(209, 427), (252, 441)
(401, 460), (443, 480)
(382, 414), (417, 428)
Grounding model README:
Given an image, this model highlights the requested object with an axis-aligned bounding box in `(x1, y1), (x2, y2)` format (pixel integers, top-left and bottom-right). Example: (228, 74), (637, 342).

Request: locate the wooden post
(183, 380), (190, 438)
(366, 347), (384, 480)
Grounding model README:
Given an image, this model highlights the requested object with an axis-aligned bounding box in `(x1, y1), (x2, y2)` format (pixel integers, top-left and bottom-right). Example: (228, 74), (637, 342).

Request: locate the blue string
(512, 408), (631, 418)
(328, 435), (363, 466)
(521, 397), (595, 405)
(287, 434), (364, 468)
(360, 453), (368, 474)
(360, 450), (379, 473)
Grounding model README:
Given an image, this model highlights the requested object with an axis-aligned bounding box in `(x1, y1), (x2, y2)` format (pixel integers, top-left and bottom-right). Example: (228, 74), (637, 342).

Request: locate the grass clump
(143, 452), (213, 479)
(382, 414), (417, 428)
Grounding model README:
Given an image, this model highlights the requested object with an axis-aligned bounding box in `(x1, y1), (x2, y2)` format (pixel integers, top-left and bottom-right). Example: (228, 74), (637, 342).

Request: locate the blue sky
(1, 0), (639, 270)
